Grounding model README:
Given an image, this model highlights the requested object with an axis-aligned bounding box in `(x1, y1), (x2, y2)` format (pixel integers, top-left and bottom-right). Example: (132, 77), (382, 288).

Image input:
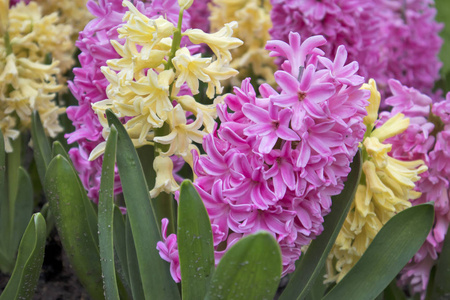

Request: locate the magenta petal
(307, 83), (335, 103)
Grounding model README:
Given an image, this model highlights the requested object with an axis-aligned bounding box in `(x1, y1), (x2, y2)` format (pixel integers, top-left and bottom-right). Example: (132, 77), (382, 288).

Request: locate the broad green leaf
(383, 280), (406, 300)
(106, 110), (180, 300)
(98, 126), (119, 300)
(50, 141), (99, 247)
(51, 141), (70, 160)
(0, 136), (22, 273)
(0, 129), (6, 217)
(10, 168), (33, 255)
(429, 218), (450, 299)
(31, 111), (52, 186)
(125, 216), (145, 300)
(40, 202), (55, 237)
(0, 130), (10, 272)
(44, 155), (104, 300)
(205, 232), (282, 300)
(279, 150), (362, 300)
(7, 136), (21, 213)
(309, 266), (328, 300)
(178, 180), (215, 300)
(436, 0), (450, 75)
(0, 213), (46, 300)
(113, 206), (129, 290)
(322, 203), (435, 300)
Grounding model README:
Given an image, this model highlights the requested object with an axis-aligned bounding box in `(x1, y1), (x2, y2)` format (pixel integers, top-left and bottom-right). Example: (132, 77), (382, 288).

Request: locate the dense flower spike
(0, 0), (71, 151)
(66, 0), (198, 200)
(326, 80), (427, 283)
(209, 0), (276, 85)
(376, 80), (450, 299)
(270, 0), (443, 96)
(88, 0), (241, 198)
(156, 32), (369, 280)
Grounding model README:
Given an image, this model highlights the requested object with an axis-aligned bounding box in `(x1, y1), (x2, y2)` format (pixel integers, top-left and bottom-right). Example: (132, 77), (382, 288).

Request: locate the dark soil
(0, 230), (91, 300)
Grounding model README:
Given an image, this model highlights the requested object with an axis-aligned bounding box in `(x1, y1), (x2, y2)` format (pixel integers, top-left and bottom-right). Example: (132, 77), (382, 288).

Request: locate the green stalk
(165, 9), (184, 70)
(151, 8), (185, 235)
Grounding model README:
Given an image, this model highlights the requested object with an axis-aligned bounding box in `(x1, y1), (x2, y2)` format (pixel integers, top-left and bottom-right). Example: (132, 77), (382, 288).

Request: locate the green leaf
(0, 130), (10, 273)
(0, 129), (6, 218)
(125, 215), (145, 300)
(178, 180), (215, 300)
(113, 205), (129, 290)
(7, 136), (21, 214)
(383, 280), (407, 300)
(436, 0), (450, 75)
(98, 125), (120, 300)
(52, 141), (70, 161)
(44, 155), (104, 300)
(40, 202), (55, 237)
(309, 266), (328, 300)
(429, 217), (450, 299)
(50, 141), (99, 247)
(322, 203), (435, 300)
(204, 232), (282, 300)
(10, 168), (34, 256)
(0, 136), (22, 273)
(279, 150), (362, 300)
(106, 110), (180, 300)
(31, 111), (52, 186)
(0, 213), (46, 300)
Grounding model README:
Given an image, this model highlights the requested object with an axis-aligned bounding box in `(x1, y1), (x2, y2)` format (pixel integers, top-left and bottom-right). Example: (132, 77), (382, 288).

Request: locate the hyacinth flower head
(373, 80), (450, 299)
(209, 0), (276, 85)
(0, 0), (71, 151)
(326, 79), (427, 283)
(269, 0), (442, 97)
(156, 32), (370, 282)
(66, 0), (199, 200)
(89, 0), (242, 198)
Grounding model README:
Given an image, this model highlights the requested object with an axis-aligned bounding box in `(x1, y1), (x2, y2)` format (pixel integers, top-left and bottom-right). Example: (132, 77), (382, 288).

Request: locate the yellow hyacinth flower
(184, 21), (243, 64)
(119, 1), (175, 46)
(150, 156), (180, 198)
(153, 104), (206, 157)
(93, 0), (241, 197)
(0, 1), (70, 151)
(209, 0), (276, 85)
(326, 80), (427, 283)
(172, 47), (212, 94)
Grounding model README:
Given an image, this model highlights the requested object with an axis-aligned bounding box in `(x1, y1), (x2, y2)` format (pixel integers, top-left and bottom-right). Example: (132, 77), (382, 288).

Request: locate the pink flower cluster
(270, 0), (442, 96)
(378, 80), (450, 298)
(66, 0), (190, 201)
(157, 32), (369, 282)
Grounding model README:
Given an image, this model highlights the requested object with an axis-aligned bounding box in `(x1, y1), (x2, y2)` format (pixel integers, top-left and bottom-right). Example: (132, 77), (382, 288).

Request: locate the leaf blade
(322, 203), (435, 300)
(0, 213), (46, 300)
(205, 232), (282, 300)
(31, 111), (52, 186)
(44, 155), (104, 300)
(106, 110), (180, 300)
(98, 125), (120, 300)
(178, 180), (215, 300)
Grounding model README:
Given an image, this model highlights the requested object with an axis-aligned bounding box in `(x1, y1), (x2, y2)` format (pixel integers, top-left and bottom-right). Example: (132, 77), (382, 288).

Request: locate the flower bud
(178, 0), (193, 10)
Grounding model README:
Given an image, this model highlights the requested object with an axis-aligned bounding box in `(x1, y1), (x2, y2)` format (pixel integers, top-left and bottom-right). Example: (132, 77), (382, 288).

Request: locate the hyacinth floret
(209, 0), (276, 85)
(66, 0), (202, 200)
(270, 0), (443, 96)
(326, 79), (427, 283)
(156, 32), (370, 282)
(89, 0), (242, 199)
(376, 80), (450, 299)
(0, 0), (71, 152)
